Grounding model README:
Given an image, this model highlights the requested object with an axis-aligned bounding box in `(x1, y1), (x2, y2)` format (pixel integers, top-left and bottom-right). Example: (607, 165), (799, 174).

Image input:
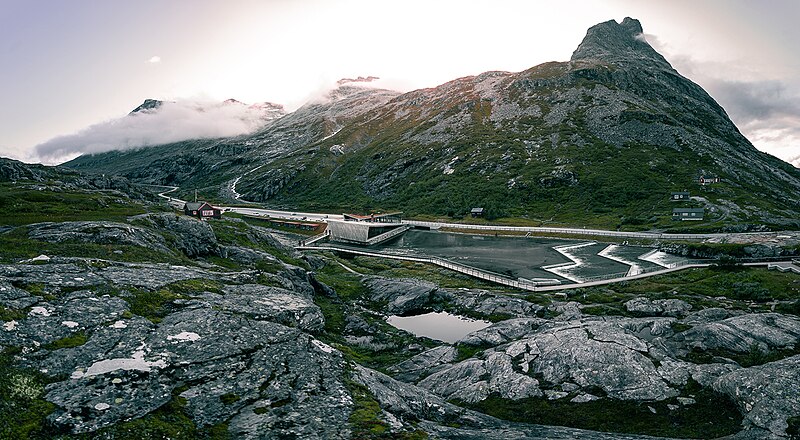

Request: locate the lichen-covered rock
(714, 355), (800, 437)
(415, 350), (543, 403)
(0, 256), (354, 438)
(0, 280), (38, 309)
(198, 284), (325, 332)
(445, 289), (543, 318)
(39, 306), (350, 437)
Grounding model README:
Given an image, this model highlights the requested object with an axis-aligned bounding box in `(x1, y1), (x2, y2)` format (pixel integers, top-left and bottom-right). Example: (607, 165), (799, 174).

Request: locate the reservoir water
(376, 230), (575, 281)
(386, 311), (492, 343)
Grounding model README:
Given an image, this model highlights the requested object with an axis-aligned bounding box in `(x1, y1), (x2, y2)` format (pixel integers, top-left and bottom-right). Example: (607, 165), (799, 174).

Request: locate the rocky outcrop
(355, 364), (681, 440)
(625, 297), (692, 317)
(363, 277), (543, 319)
(445, 288), (544, 318)
(714, 355), (800, 437)
(458, 318), (546, 347)
(387, 345), (458, 382)
(0, 259), (256, 290)
(27, 221), (174, 255)
(1, 258), (348, 438)
(363, 277), (442, 314)
(673, 313), (800, 354)
(417, 317), (679, 403)
(130, 213), (219, 257)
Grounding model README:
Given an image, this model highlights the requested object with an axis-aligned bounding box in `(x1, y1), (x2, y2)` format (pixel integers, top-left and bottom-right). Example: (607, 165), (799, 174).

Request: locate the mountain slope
(66, 18), (800, 230)
(233, 18), (800, 229)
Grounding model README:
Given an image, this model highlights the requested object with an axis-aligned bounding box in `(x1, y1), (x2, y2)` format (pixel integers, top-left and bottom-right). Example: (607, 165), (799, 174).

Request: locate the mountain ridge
(65, 18), (800, 231)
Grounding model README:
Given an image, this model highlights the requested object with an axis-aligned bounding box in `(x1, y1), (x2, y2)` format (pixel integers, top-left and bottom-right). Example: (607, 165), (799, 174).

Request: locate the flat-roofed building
(327, 212), (408, 245)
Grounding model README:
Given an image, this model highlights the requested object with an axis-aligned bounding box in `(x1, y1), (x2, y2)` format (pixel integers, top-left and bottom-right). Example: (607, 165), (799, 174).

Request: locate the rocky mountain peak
(570, 17), (673, 71)
(128, 98), (163, 115)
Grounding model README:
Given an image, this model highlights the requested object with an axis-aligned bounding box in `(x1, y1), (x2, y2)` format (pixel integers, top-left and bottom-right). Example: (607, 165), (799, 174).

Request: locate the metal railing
(365, 225), (411, 246)
(403, 220), (776, 241)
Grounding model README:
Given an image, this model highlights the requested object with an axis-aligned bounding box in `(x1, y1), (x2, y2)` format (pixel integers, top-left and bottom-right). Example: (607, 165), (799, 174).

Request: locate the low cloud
(33, 100), (282, 164)
(147, 56), (161, 63)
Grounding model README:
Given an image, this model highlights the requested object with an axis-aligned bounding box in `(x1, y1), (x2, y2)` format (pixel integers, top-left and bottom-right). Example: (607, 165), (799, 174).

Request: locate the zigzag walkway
(296, 245), (560, 291)
(297, 244), (798, 292)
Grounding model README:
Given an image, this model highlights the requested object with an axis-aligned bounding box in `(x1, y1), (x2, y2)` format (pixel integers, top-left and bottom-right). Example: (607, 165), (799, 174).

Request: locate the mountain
(65, 18), (800, 230)
(129, 98), (163, 114)
(66, 83), (399, 193)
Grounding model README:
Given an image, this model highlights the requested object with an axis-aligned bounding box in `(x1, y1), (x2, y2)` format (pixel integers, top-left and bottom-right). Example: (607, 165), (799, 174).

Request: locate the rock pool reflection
(386, 311), (491, 343)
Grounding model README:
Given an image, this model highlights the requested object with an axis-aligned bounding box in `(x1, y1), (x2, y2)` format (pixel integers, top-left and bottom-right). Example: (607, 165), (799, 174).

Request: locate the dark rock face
(362, 277), (441, 314)
(571, 17), (673, 71)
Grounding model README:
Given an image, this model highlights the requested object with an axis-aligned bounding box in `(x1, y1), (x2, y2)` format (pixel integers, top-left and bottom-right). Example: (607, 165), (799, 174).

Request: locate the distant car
(223, 208), (231, 212)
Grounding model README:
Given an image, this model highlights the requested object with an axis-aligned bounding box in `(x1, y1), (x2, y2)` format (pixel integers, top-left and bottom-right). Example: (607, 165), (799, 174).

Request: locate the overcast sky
(1, 0), (799, 166)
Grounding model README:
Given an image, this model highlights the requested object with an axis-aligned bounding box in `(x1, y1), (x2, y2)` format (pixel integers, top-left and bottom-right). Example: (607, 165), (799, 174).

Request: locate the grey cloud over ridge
(33, 100), (281, 163)
(645, 33), (800, 167)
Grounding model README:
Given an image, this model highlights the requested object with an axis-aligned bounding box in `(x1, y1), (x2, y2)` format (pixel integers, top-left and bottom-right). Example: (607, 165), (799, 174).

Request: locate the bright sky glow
(1, 0), (798, 165)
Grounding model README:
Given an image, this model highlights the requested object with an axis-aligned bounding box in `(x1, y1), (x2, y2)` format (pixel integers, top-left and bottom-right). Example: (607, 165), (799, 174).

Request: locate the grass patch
(460, 388), (741, 439)
(44, 332), (88, 350)
(682, 343), (800, 367)
(219, 393), (240, 405)
(166, 279), (224, 295)
(0, 306), (26, 322)
(0, 183), (147, 226)
(0, 347), (60, 439)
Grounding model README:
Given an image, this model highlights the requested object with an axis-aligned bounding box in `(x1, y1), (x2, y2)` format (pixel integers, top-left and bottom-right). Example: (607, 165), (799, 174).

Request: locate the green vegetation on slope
(460, 382), (741, 439)
(0, 182), (148, 226)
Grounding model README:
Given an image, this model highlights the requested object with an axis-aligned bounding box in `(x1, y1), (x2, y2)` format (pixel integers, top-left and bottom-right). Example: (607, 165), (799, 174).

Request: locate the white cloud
(147, 56), (161, 63)
(33, 100), (280, 163)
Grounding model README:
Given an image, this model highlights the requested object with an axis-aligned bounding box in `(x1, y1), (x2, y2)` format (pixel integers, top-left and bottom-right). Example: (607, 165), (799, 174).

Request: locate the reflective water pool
(386, 311), (492, 343)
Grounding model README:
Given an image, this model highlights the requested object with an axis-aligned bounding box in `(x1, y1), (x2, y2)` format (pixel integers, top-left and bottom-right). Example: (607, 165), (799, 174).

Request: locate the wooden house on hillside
(699, 175), (720, 186)
(183, 202), (222, 219)
(670, 191), (690, 201)
(672, 207), (704, 221)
